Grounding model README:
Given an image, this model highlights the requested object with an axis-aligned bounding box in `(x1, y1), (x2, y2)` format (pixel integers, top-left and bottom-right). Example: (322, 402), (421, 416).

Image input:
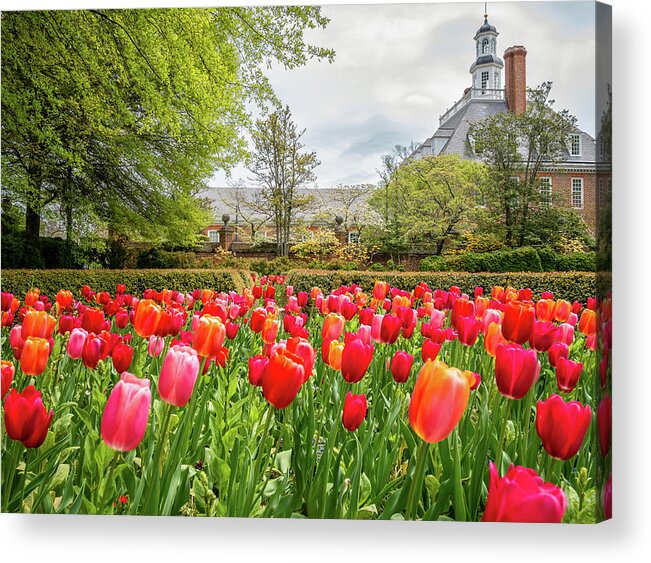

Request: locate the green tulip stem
(406, 439), (430, 520)
(496, 399), (513, 472)
(100, 452), (120, 514)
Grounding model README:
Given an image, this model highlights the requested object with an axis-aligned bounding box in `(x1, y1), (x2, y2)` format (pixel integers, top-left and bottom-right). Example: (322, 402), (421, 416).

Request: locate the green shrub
(367, 262), (386, 272)
(556, 252), (596, 272)
(536, 246), (558, 272)
(0, 268), (251, 298)
(285, 269), (596, 303)
(419, 246), (595, 274)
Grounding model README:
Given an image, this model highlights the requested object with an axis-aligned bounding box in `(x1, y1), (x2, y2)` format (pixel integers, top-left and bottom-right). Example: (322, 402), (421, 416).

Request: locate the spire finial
(484, 3), (488, 22)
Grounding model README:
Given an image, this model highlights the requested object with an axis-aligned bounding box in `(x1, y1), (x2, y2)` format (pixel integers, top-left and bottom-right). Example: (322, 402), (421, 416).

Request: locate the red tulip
(159, 345), (200, 407)
(391, 351), (414, 383)
(451, 297), (474, 331)
(555, 357), (583, 393)
(115, 308), (129, 329)
(342, 392), (368, 432)
(80, 306), (106, 334)
(111, 342), (134, 374)
(456, 315), (480, 346)
(248, 355), (269, 387)
(340, 335), (374, 383)
(529, 321), (559, 352)
(250, 307), (268, 333)
(3, 385), (54, 448)
(502, 302), (535, 344)
(226, 322), (239, 340)
(285, 337), (316, 382)
(547, 342), (569, 368)
(494, 344), (540, 399)
(101, 372), (151, 451)
(597, 395), (612, 457)
(536, 395), (591, 459)
(408, 360), (474, 443)
(20, 337), (50, 376)
(261, 348), (305, 409)
(2, 360), (15, 399)
(482, 462), (567, 523)
(81, 333), (109, 370)
(380, 314), (402, 344)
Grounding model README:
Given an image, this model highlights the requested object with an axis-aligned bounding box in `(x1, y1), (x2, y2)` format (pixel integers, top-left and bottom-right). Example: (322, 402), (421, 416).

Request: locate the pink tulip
(158, 345), (200, 407)
(148, 335), (164, 357)
(66, 327), (88, 360)
(101, 372), (151, 451)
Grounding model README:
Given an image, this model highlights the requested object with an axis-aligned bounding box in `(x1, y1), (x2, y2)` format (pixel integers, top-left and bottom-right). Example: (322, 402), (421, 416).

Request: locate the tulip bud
(342, 392), (368, 432)
(159, 345), (200, 407)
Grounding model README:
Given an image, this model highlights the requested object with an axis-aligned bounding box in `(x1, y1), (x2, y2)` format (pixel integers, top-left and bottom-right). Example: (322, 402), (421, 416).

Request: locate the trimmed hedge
(0, 268), (252, 298)
(285, 269), (597, 303)
(419, 246), (595, 273)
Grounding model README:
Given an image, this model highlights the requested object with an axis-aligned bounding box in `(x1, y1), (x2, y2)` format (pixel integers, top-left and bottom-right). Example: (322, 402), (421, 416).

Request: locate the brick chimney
(504, 45), (527, 114)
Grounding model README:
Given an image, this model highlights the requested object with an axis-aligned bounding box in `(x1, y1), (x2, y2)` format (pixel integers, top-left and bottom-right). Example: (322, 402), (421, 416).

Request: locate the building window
(539, 177), (552, 206)
(509, 176), (521, 208)
(494, 73), (500, 89)
(570, 134), (581, 156)
(481, 71), (489, 92)
(481, 38), (489, 54)
(571, 178), (584, 209)
(348, 232), (360, 244)
(207, 229), (220, 243)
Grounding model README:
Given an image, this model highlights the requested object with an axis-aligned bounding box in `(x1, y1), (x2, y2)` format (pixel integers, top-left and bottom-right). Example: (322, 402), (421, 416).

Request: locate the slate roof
(411, 96), (597, 168)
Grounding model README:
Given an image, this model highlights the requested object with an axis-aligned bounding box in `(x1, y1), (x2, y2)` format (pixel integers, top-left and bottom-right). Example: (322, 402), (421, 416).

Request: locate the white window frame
(207, 229), (220, 243)
(481, 38), (489, 54)
(570, 134), (582, 156)
(539, 177), (552, 206)
(347, 232), (360, 244)
(571, 178), (584, 209)
(481, 71), (489, 92)
(494, 72), (500, 89)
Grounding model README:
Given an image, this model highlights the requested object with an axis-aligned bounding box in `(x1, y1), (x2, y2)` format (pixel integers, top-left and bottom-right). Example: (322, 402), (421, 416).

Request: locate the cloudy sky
(212, 1), (597, 188)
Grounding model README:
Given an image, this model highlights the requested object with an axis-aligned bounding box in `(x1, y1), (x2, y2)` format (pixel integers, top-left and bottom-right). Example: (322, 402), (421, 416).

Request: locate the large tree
(1, 8), (333, 264)
(247, 106), (319, 256)
(369, 153), (486, 256)
(468, 82), (579, 247)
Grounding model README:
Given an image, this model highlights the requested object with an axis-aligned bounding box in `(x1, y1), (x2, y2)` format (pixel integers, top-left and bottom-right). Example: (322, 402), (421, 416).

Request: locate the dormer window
(570, 134), (581, 156)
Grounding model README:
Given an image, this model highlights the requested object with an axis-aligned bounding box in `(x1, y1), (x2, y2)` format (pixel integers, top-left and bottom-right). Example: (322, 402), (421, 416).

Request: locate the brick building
(410, 13), (611, 233)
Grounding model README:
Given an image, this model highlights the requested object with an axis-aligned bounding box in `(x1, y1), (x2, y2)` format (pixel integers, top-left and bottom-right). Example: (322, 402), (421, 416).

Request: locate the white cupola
(469, 11), (503, 97)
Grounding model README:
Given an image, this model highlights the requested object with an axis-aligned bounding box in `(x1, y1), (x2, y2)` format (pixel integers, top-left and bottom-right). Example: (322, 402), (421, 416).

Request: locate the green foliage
(2, 8), (333, 243)
(285, 269), (596, 303)
(556, 252), (596, 272)
(419, 246), (595, 274)
(290, 230), (342, 260)
(0, 269), (251, 298)
(420, 247), (543, 273)
(368, 154), (487, 255)
(469, 82), (580, 247)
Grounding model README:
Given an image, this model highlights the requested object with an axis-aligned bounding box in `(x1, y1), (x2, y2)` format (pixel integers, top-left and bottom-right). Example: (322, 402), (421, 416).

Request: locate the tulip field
(0, 275), (611, 522)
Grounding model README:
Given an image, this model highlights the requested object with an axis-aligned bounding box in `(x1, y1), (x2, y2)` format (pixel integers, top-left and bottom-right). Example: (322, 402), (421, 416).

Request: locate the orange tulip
(553, 299), (572, 323)
(192, 314), (226, 358)
(327, 340), (345, 371)
(20, 337), (50, 376)
(133, 299), (162, 338)
(56, 289), (74, 311)
(262, 318), (279, 345)
(408, 360), (474, 443)
(578, 309), (597, 335)
(322, 313), (345, 342)
(484, 322), (508, 357)
(373, 280), (390, 301)
(21, 309), (56, 341)
(535, 299), (556, 323)
(25, 289), (40, 307)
